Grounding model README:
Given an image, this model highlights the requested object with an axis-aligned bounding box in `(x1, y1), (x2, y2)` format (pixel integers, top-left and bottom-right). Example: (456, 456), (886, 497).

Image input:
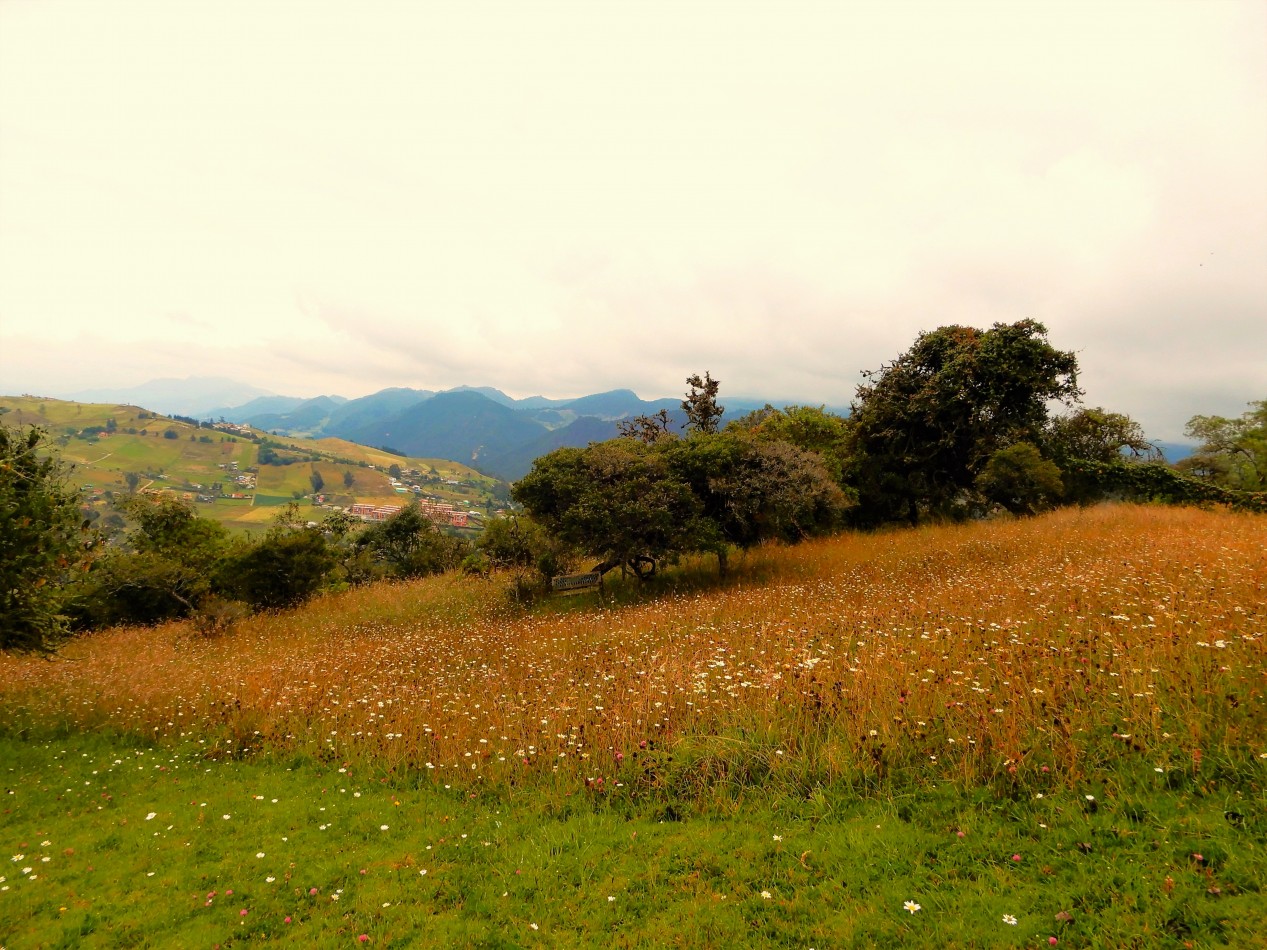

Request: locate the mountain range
(51, 377), (1194, 479)
(51, 377), (840, 480)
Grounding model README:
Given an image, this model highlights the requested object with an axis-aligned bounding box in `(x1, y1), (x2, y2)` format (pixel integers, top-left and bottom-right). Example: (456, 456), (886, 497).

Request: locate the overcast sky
(1, 1), (1264, 440)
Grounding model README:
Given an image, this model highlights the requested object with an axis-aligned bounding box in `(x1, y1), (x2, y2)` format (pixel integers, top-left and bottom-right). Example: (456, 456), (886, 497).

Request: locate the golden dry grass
(4, 504), (1264, 791)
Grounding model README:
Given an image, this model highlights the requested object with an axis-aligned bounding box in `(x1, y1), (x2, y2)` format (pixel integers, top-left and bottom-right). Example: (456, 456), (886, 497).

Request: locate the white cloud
(2, 1), (1264, 440)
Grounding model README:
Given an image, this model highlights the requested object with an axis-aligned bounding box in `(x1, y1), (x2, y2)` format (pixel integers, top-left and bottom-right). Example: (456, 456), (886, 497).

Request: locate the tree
(66, 495), (234, 629)
(355, 503), (468, 579)
(729, 404), (852, 485)
(683, 372), (724, 434)
(1178, 400), (1266, 490)
(847, 320), (1081, 524)
(310, 468), (325, 494)
(343, 470), (355, 489)
(388, 463), (403, 479)
(1, 425), (93, 652)
(223, 524), (336, 610)
(1046, 407), (1159, 466)
(975, 442), (1064, 515)
(477, 514), (576, 584)
(616, 409), (676, 444)
(513, 441), (709, 579)
(125, 471), (141, 493)
(663, 433), (852, 575)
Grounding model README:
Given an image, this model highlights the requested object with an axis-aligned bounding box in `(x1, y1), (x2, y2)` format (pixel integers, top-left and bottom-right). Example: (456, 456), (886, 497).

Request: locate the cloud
(2, 1), (1264, 442)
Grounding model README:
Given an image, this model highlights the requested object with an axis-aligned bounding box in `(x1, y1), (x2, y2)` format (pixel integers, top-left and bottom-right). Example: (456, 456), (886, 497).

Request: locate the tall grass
(3, 504), (1264, 798)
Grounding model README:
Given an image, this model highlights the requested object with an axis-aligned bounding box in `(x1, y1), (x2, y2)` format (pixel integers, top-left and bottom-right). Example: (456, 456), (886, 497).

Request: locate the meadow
(1, 504), (1264, 947)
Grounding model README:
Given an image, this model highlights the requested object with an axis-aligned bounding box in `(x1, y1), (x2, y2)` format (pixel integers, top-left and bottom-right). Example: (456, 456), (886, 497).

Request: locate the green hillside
(0, 396), (510, 534)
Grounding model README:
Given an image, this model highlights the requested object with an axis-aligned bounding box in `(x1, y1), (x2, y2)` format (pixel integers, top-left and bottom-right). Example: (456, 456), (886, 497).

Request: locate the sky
(1, 1), (1264, 441)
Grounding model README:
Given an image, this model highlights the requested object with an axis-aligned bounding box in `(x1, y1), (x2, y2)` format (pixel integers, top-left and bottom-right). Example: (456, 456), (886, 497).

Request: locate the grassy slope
(1, 504), (1264, 947)
(0, 396), (504, 533)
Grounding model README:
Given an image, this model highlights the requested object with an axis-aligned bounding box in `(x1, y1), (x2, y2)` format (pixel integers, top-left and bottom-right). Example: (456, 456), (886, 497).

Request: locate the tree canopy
(847, 320), (1081, 523)
(514, 376), (852, 580)
(1178, 400), (1266, 491)
(1, 424), (93, 652)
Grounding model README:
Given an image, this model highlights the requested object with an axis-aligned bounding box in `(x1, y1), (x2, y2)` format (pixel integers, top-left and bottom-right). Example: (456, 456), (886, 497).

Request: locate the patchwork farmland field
(0, 396), (507, 534)
(1, 504), (1263, 946)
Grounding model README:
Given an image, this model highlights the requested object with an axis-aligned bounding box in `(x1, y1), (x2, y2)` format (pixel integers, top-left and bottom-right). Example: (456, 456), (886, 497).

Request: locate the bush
(0, 424), (93, 652)
(221, 529), (336, 610)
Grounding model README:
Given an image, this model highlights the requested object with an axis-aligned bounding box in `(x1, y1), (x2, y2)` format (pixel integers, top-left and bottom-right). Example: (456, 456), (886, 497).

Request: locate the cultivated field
(0, 396), (506, 534)
(1, 504), (1264, 947)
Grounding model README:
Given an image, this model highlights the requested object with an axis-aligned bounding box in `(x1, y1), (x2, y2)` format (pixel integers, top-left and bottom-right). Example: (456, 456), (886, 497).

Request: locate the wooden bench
(551, 571), (603, 595)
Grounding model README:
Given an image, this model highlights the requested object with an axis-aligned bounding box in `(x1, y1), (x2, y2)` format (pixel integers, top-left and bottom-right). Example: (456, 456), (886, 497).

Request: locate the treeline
(3, 320), (1264, 654)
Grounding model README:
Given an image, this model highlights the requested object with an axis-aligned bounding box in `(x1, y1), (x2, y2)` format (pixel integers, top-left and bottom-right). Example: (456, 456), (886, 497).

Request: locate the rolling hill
(0, 396), (510, 534)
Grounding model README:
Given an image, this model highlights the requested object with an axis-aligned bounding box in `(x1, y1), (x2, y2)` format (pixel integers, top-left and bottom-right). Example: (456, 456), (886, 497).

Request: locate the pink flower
(225, 889), (234, 896)
(1011, 854), (1022, 863)
(309, 887), (319, 895)
(284, 916), (292, 924)
(1049, 939), (1058, 946)
(956, 831), (965, 838)
(358, 936), (369, 943)
(239, 909), (248, 917)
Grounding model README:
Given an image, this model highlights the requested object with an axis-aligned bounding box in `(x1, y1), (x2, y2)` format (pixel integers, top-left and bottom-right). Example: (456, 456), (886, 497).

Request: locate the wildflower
(266, 876), (275, 883)
(608, 896), (615, 902)
(309, 887), (318, 895)
(761, 890), (772, 899)
(1003, 914), (1018, 925)
(772, 835), (783, 842)
(239, 909), (248, 917)
(1011, 854), (1022, 862)
(380, 825), (389, 831)
(904, 900), (921, 913)
(358, 936), (369, 943)
(256, 852), (265, 858)
(530, 923), (539, 930)
(145, 812), (157, 821)
(284, 916), (292, 924)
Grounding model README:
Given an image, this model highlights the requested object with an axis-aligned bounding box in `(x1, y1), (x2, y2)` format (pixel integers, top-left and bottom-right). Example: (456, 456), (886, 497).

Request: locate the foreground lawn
(2, 504), (1264, 946)
(2, 734), (1263, 949)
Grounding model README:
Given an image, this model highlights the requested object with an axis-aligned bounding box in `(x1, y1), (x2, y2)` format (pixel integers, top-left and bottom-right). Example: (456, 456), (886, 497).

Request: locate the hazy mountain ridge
(192, 381), (843, 479)
(56, 376), (1190, 479)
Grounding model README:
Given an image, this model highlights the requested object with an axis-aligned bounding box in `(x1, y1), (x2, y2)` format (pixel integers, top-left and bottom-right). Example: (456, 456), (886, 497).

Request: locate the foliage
(1064, 458), (1267, 513)
(476, 513), (576, 582)
(615, 408), (676, 444)
(512, 441), (708, 578)
(848, 320), (1080, 524)
(222, 526), (337, 611)
(354, 502), (469, 579)
(663, 433), (852, 573)
(728, 404), (853, 485)
(1178, 399), (1266, 490)
(1046, 406), (1159, 465)
(974, 441), (1064, 515)
(66, 495), (237, 628)
(682, 371), (724, 434)
(0, 424), (93, 652)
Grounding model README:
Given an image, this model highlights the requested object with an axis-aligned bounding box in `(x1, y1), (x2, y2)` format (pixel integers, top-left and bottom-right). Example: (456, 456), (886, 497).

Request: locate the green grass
(2, 732), (1263, 948)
